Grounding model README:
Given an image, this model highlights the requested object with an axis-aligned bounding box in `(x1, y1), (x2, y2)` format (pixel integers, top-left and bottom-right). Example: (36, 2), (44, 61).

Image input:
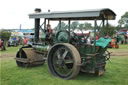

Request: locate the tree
(0, 30), (11, 41)
(54, 22), (67, 30)
(71, 21), (79, 30)
(118, 12), (128, 28)
(84, 22), (93, 29)
(54, 21), (93, 31)
(99, 24), (116, 37)
(78, 22), (93, 30)
(78, 24), (84, 30)
(118, 19), (124, 27)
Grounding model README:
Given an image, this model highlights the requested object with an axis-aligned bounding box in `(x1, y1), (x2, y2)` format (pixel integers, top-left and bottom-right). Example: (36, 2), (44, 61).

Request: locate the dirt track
(110, 50), (128, 56)
(0, 49), (128, 59)
(0, 53), (16, 58)
(111, 52), (128, 56)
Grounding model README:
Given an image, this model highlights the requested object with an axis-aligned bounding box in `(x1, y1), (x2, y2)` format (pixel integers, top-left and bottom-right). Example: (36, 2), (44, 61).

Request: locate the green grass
(0, 45), (128, 85)
(0, 46), (20, 54)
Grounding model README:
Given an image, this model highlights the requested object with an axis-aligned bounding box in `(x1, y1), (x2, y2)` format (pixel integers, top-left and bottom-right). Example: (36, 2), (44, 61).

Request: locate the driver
(45, 24), (54, 44)
(47, 24), (52, 34)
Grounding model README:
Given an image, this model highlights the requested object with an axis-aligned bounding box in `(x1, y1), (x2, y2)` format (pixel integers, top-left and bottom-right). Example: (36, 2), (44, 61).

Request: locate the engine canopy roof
(29, 8), (116, 20)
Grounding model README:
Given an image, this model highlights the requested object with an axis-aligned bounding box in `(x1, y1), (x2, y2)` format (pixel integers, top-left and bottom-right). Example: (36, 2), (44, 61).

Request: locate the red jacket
(24, 38), (28, 44)
(96, 36), (99, 40)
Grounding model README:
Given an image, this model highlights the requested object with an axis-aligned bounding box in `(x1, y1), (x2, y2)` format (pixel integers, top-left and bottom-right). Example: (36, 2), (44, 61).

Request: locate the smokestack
(34, 8), (41, 13)
(48, 9), (50, 12)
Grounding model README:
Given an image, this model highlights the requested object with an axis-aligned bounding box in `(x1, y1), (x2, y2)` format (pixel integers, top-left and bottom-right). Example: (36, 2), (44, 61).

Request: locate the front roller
(16, 48), (45, 67)
(47, 43), (81, 80)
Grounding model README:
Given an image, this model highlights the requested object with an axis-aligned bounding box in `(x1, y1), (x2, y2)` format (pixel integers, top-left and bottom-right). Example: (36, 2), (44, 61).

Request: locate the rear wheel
(47, 43), (81, 80)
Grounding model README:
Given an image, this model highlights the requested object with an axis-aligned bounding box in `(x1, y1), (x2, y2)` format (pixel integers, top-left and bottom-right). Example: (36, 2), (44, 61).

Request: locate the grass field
(0, 45), (128, 85)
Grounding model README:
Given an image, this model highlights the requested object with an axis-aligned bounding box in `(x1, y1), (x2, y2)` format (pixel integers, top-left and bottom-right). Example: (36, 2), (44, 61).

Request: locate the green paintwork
(78, 45), (107, 73)
(56, 31), (70, 43)
(96, 37), (112, 48)
(33, 45), (50, 53)
(41, 34), (46, 41)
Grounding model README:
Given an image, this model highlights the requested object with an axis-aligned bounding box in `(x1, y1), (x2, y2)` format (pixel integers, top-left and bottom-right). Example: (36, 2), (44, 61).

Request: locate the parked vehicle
(8, 37), (19, 47)
(8, 32), (24, 47)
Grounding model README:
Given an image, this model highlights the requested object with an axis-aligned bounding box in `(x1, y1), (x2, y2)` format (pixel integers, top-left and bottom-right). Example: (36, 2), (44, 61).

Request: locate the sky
(0, 0), (128, 29)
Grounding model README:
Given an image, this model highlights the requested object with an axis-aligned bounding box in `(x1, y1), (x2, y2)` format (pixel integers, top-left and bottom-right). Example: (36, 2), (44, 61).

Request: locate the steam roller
(15, 8), (116, 79)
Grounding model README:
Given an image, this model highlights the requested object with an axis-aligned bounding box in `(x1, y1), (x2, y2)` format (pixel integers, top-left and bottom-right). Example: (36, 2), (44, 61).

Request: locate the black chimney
(35, 8), (41, 13)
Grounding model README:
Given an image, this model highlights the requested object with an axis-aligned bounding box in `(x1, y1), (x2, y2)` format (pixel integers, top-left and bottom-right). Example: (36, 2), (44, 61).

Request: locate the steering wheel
(105, 50), (111, 61)
(71, 31), (80, 42)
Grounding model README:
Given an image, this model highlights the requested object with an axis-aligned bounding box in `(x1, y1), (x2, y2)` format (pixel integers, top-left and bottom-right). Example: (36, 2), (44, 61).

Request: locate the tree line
(54, 22), (93, 31)
(54, 21), (116, 36)
(53, 11), (128, 36)
(117, 11), (128, 30)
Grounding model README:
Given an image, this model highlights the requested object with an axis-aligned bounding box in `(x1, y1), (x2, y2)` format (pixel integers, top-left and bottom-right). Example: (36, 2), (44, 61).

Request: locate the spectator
(86, 32), (91, 44)
(0, 39), (6, 51)
(23, 37), (29, 45)
(124, 34), (128, 44)
(96, 33), (99, 40)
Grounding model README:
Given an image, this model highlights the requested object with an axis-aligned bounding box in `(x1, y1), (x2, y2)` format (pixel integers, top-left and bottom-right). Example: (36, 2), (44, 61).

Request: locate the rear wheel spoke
(62, 65), (72, 74)
(63, 64), (68, 70)
(62, 50), (68, 59)
(64, 59), (73, 64)
(57, 50), (61, 59)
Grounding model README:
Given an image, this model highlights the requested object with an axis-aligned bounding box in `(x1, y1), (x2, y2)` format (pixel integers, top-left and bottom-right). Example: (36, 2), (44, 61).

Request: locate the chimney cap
(48, 9), (50, 12)
(35, 8), (41, 13)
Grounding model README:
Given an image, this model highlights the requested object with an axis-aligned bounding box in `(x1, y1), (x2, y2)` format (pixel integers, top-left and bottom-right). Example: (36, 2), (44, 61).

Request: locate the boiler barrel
(33, 45), (50, 52)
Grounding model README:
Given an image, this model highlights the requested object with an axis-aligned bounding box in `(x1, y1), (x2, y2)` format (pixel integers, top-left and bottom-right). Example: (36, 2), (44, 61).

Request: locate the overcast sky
(0, 0), (128, 29)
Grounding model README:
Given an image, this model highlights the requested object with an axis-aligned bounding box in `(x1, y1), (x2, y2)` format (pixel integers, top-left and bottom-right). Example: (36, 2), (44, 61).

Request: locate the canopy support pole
(68, 19), (71, 37)
(94, 18), (97, 52)
(34, 18), (40, 43)
(44, 19), (46, 29)
(102, 17), (105, 37)
(59, 19), (61, 30)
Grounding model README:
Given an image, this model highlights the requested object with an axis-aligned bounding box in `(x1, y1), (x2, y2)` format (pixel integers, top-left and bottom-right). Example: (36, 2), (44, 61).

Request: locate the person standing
(124, 34), (128, 44)
(0, 39), (6, 51)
